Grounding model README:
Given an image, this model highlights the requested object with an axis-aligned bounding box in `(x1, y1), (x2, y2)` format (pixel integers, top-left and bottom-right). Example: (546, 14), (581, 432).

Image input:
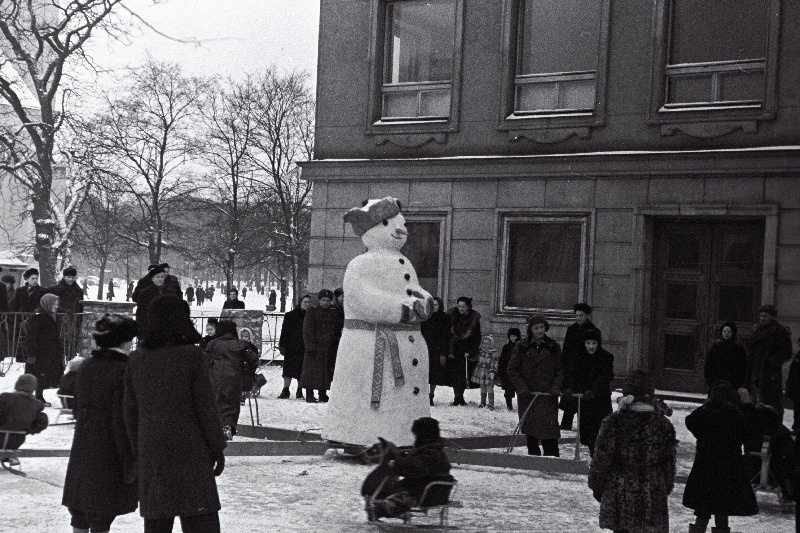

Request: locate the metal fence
(0, 312), (85, 377)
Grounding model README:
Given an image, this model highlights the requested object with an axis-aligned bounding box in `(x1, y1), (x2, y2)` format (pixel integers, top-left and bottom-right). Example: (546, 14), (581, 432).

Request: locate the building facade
(301, 0), (800, 392)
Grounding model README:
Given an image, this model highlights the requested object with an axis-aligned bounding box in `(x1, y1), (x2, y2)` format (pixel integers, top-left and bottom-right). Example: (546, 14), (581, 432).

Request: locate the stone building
(300, 0), (800, 392)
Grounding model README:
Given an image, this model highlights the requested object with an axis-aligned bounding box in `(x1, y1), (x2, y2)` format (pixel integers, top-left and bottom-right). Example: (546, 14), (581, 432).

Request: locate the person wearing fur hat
(588, 371), (677, 533)
(10, 267), (47, 312)
(746, 304), (793, 415)
(19, 293), (64, 404)
(300, 289), (343, 403)
(507, 315), (563, 456)
(704, 322), (748, 391)
(47, 266), (85, 359)
(562, 329), (613, 457)
(0, 374), (48, 457)
(62, 314), (139, 533)
(124, 295), (225, 532)
(682, 381), (759, 533)
(560, 303), (600, 430)
(497, 327), (521, 410)
(365, 417), (454, 521)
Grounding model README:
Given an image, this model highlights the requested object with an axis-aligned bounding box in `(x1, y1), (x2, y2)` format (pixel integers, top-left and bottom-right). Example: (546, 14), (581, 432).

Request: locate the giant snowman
(322, 197), (433, 446)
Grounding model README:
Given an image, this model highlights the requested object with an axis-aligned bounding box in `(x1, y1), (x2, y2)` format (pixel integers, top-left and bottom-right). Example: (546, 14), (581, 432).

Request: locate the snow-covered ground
(1, 364), (795, 532)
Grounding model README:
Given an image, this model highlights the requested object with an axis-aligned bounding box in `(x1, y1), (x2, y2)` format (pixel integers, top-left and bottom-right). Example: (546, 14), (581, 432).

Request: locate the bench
(748, 435), (793, 513)
(0, 429), (26, 475)
(54, 394), (75, 425)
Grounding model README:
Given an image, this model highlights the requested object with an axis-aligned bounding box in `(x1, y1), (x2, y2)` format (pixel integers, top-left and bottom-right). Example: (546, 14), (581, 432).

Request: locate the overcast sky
(83, 0), (320, 88)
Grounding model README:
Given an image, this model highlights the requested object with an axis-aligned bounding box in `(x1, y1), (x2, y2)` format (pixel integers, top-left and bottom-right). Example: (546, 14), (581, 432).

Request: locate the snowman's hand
(413, 297), (433, 321)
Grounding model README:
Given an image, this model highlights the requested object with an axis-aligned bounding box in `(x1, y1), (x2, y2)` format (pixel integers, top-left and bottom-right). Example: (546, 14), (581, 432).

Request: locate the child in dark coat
(365, 417), (454, 521)
(0, 374), (49, 457)
(497, 327), (520, 410)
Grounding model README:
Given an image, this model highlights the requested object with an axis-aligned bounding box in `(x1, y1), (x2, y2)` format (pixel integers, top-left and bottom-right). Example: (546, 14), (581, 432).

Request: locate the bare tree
(249, 69), (314, 301)
(0, 0), (131, 284)
(90, 59), (206, 265)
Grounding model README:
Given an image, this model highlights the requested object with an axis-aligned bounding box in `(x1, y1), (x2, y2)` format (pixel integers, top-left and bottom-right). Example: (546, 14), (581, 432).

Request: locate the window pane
(664, 333), (696, 370)
(720, 232), (758, 270)
(386, 0), (456, 84)
(669, 0), (769, 64)
(667, 75), (712, 104)
(718, 285), (754, 322)
(506, 222), (582, 309)
(419, 89), (450, 117)
(519, 0), (601, 74)
(720, 71), (764, 102)
(668, 235), (700, 270)
(401, 222), (441, 297)
(516, 82), (557, 111)
(383, 91), (418, 118)
(665, 284), (697, 319)
(560, 79), (596, 109)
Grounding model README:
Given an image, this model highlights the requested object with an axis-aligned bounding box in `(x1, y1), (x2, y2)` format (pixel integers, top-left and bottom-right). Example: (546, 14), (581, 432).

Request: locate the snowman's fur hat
(343, 197), (402, 236)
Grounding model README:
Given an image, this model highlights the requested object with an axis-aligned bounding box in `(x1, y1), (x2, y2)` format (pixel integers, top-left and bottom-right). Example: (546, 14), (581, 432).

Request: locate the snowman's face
(362, 212), (408, 250)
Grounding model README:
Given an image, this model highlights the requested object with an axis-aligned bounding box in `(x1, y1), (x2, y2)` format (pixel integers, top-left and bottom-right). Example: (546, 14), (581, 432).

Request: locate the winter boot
(319, 391), (330, 403)
(295, 388), (304, 400)
(689, 524), (707, 533)
(277, 387), (290, 399)
(710, 528), (730, 533)
(506, 397), (514, 410)
(305, 389), (318, 403)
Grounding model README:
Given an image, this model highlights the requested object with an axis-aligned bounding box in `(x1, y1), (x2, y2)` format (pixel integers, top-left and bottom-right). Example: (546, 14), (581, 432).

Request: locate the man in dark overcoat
(10, 267), (47, 312)
(560, 303), (600, 430)
(47, 266), (85, 359)
(507, 315), (563, 457)
(746, 305), (793, 415)
(278, 294), (311, 399)
(300, 289), (343, 403)
(124, 295), (226, 532)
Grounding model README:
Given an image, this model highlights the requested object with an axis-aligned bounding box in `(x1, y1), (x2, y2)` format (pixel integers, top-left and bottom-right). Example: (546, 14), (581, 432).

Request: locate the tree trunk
(97, 256), (108, 301)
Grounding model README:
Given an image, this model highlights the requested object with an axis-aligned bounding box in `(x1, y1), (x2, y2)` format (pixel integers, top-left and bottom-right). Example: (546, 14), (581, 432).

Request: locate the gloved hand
(213, 455), (225, 476)
(583, 390), (595, 401)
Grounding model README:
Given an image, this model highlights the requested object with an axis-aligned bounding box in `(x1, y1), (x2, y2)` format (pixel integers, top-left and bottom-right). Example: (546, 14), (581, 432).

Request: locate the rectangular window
(381, 0), (456, 120)
(401, 221), (442, 296)
(514, 0), (602, 115)
(656, 0), (778, 114)
(499, 214), (589, 313)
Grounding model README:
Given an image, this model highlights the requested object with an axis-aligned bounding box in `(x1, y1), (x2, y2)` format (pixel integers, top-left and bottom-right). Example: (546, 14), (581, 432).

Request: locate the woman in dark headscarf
(20, 293), (64, 404)
(421, 296), (451, 406)
(62, 314), (139, 533)
(124, 295), (225, 532)
(445, 296), (481, 406)
(704, 321), (748, 390)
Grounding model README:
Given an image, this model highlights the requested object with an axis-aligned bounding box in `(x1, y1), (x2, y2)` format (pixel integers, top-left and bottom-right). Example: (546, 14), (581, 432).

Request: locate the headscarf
(37, 293), (59, 318)
(480, 335), (496, 352)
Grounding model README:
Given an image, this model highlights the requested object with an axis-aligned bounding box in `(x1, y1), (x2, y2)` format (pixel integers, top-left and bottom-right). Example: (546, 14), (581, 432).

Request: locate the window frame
(648, 0), (781, 126)
(402, 210), (451, 300)
(497, 0), (612, 138)
(366, 0), (465, 137)
(496, 211), (593, 318)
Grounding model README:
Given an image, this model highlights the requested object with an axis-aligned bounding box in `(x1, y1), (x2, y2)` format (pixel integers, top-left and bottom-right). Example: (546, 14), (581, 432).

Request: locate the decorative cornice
(373, 133), (448, 148)
(660, 121), (758, 138)
(508, 127), (591, 144)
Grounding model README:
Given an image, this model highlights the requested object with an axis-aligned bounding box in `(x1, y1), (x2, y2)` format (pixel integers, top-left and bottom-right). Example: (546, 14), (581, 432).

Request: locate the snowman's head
(344, 197), (408, 250)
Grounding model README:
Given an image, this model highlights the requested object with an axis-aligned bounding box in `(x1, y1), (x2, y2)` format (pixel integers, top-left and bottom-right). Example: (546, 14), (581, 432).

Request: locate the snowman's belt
(343, 319), (416, 409)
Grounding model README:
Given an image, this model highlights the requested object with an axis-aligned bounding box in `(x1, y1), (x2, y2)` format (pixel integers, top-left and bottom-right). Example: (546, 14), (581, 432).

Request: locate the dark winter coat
(62, 349), (138, 517)
(746, 320), (792, 408)
(107, 281), (115, 298)
(786, 352), (800, 400)
(206, 333), (259, 428)
(21, 311), (65, 390)
(134, 284), (171, 341)
(301, 305), (343, 390)
(10, 284), (47, 312)
(268, 291), (277, 307)
(445, 308), (481, 389)
(392, 440), (453, 500)
(0, 282), (7, 312)
(131, 276), (151, 304)
(222, 298), (245, 310)
(185, 286), (195, 302)
(123, 344), (227, 519)
(163, 275), (182, 297)
(421, 310), (451, 387)
(562, 320), (600, 377)
(0, 391), (48, 449)
(588, 407), (677, 533)
(507, 335), (563, 440)
(704, 339), (748, 389)
(57, 371), (78, 410)
(278, 306), (307, 380)
(567, 345), (614, 447)
(497, 341), (517, 393)
(196, 288), (205, 302)
(47, 279), (84, 313)
(682, 402), (758, 516)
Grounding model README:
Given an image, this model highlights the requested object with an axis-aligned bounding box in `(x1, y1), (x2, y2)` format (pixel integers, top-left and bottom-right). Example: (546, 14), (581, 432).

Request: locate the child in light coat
(471, 336), (499, 409)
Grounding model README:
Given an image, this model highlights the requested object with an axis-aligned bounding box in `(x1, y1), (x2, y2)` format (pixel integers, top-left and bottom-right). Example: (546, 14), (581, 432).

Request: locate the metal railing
(0, 312), (85, 377)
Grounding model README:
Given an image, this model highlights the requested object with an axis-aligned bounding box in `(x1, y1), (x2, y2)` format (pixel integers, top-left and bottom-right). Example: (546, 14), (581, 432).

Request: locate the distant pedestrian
(746, 304), (792, 415)
(507, 315), (563, 456)
(560, 303), (600, 430)
(185, 285), (195, 307)
(196, 286), (206, 306)
(205, 321), (258, 440)
(0, 374), (48, 457)
(445, 297), (481, 406)
(471, 336), (499, 409)
(126, 280), (134, 302)
(497, 327), (520, 411)
(10, 267), (46, 312)
(124, 295), (225, 533)
(268, 289), (277, 309)
(704, 321), (748, 390)
(301, 289), (342, 403)
(682, 381), (758, 533)
(62, 314), (138, 533)
(207, 285), (215, 302)
(241, 286), (247, 299)
(588, 371), (677, 533)
(1, 273), (16, 307)
(222, 288), (245, 310)
(420, 297), (451, 407)
(20, 293), (64, 404)
(277, 295), (311, 400)
(107, 278), (115, 301)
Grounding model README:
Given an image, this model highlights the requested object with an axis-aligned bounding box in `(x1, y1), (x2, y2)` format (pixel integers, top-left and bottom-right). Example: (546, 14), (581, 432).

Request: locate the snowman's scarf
(344, 319), (417, 408)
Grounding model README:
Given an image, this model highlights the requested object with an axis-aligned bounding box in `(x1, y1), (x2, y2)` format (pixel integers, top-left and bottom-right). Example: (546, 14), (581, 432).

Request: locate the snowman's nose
(395, 227), (408, 236)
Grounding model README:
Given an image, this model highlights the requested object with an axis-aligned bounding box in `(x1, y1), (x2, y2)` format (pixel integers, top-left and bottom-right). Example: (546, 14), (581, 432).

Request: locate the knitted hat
(411, 417), (440, 443)
(23, 267), (39, 279)
(15, 374), (37, 393)
(573, 303), (592, 314)
(62, 266), (77, 277)
(507, 327), (521, 339)
(92, 314), (138, 348)
(343, 197), (402, 237)
(318, 289), (334, 300)
(527, 315), (549, 332)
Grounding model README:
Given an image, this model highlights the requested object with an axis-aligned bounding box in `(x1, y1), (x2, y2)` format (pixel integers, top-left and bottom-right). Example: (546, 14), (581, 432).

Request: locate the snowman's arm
(347, 282), (405, 323)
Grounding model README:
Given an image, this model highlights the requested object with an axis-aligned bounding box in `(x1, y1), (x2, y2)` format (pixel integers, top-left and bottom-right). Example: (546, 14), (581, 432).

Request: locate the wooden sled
(0, 430), (27, 476)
